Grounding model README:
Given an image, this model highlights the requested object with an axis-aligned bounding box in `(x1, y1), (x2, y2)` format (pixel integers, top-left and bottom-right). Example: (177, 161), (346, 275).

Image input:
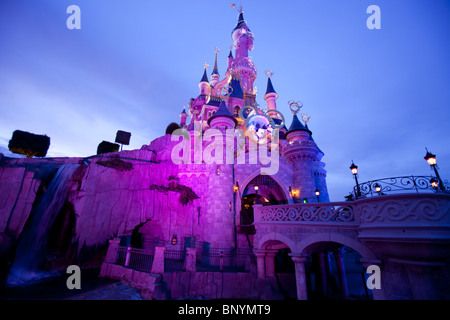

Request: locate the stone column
(265, 250), (278, 278)
(289, 253), (308, 300)
(317, 252), (328, 297)
(151, 246), (165, 274)
(184, 248), (197, 272)
(254, 250), (266, 279)
(125, 246), (132, 267)
(334, 250), (349, 300)
(360, 258), (385, 300)
(105, 238), (120, 264)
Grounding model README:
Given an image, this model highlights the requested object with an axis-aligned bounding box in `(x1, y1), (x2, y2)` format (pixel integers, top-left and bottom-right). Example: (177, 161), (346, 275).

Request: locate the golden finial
(265, 70), (274, 78)
(288, 100), (303, 115)
(203, 62), (209, 70)
(231, 3), (243, 13)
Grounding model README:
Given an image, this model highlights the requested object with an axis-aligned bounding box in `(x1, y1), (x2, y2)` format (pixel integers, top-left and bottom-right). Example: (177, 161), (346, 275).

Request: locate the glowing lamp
(374, 183), (381, 193)
(350, 161), (358, 175)
(424, 149), (437, 166)
(171, 234), (178, 246)
(430, 178), (439, 190)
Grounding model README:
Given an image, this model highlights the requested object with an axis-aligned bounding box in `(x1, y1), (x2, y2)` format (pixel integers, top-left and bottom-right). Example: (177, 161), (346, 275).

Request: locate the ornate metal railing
(253, 203), (356, 223)
(352, 175), (450, 199)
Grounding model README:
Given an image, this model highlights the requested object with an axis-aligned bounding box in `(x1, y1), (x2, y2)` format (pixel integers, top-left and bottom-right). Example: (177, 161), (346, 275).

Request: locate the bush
(8, 130), (50, 158)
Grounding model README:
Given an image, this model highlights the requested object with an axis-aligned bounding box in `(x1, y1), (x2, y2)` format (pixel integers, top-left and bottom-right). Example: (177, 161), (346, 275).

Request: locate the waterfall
(6, 164), (79, 286)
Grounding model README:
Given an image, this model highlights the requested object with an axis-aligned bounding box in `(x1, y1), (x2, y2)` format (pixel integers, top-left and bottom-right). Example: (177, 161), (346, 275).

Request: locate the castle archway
(238, 175), (288, 230)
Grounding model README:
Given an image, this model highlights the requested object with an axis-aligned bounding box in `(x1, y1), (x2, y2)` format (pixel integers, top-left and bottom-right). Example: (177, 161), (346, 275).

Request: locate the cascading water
(6, 164), (79, 286)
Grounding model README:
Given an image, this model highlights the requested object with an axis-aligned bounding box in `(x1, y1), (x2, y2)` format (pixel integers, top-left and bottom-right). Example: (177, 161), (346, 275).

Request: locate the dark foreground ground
(0, 268), (143, 300)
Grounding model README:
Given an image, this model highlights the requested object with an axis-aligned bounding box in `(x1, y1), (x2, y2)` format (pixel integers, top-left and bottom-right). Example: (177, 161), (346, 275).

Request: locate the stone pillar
(254, 250), (266, 279)
(125, 246), (132, 267)
(184, 248), (197, 272)
(334, 250), (349, 300)
(289, 253), (308, 300)
(360, 258), (385, 300)
(151, 246), (165, 274)
(317, 252), (328, 297)
(105, 238), (120, 264)
(265, 250), (278, 278)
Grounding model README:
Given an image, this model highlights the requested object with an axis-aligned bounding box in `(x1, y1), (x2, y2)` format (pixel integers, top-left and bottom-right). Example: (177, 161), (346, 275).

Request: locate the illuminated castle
(1, 8), (448, 301)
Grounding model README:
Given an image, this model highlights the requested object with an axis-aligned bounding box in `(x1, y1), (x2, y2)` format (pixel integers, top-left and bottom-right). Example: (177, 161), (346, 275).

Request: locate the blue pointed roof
(180, 107), (187, 115)
(233, 12), (250, 33)
(180, 107), (188, 116)
(200, 68), (209, 83)
(207, 100), (237, 126)
(265, 77), (277, 95)
(287, 114), (311, 135)
(228, 50), (233, 58)
(211, 64), (219, 76)
(228, 78), (244, 98)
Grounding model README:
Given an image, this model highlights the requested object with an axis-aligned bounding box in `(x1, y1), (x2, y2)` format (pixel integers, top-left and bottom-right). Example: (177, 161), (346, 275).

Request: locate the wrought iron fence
(114, 242), (254, 273)
(352, 175), (449, 199)
(116, 246), (154, 272)
(195, 244), (253, 272)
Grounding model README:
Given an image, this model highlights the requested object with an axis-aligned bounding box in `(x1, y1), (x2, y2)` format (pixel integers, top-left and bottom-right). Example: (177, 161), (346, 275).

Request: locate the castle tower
(210, 48), (220, 88)
(179, 107), (188, 127)
(199, 67), (211, 96)
(229, 10), (257, 106)
(309, 130), (330, 202)
(204, 101), (237, 248)
(283, 113), (319, 203)
(264, 73), (278, 111)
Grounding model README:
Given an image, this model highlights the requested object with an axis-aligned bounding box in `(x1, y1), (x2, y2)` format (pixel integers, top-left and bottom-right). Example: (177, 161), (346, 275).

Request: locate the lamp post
(430, 178), (439, 191)
(374, 183), (382, 195)
(424, 149), (445, 191)
(315, 189), (320, 202)
(350, 161), (361, 198)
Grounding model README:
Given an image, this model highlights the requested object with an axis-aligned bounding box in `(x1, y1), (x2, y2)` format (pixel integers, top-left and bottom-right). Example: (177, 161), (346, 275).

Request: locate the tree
(8, 130), (50, 158)
(165, 122), (181, 135)
(97, 141), (119, 155)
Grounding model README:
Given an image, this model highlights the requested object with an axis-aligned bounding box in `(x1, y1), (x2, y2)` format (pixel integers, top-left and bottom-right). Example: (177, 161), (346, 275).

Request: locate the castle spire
(211, 47), (220, 77)
(264, 71), (278, 110)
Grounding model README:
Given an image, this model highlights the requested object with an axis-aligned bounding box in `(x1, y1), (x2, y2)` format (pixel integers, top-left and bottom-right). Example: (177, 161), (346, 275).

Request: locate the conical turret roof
(265, 77), (277, 95)
(200, 68), (209, 83)
(287, 114), (311, 135)
(207, 100), (237, 126)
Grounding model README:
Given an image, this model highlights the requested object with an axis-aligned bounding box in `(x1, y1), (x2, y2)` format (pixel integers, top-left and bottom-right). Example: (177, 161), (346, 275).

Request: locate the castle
(0, 9), (449, 300)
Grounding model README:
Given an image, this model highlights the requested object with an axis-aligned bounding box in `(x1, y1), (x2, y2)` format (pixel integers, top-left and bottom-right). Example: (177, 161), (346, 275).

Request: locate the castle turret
(199, 67), (211, 96)
(179, 107), (188, 127)
(228, 11), (257, 106)
(205, 100), (237, 248)
(207, 100), (237, 130)
(211, 48), (220, 87)
(283, 114), (319, 203)
(264, 75), (278, 111)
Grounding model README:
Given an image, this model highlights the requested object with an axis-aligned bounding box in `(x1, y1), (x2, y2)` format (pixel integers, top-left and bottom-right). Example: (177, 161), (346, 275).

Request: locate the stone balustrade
(253, 193), (450, 230)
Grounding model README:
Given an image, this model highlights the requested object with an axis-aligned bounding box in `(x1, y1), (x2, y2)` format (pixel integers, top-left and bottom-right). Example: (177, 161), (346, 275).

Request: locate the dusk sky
(0, 0), (449, 201)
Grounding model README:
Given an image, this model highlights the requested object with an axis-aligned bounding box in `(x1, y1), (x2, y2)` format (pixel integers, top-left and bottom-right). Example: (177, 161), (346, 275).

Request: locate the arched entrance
(239, 175), (288, 234)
